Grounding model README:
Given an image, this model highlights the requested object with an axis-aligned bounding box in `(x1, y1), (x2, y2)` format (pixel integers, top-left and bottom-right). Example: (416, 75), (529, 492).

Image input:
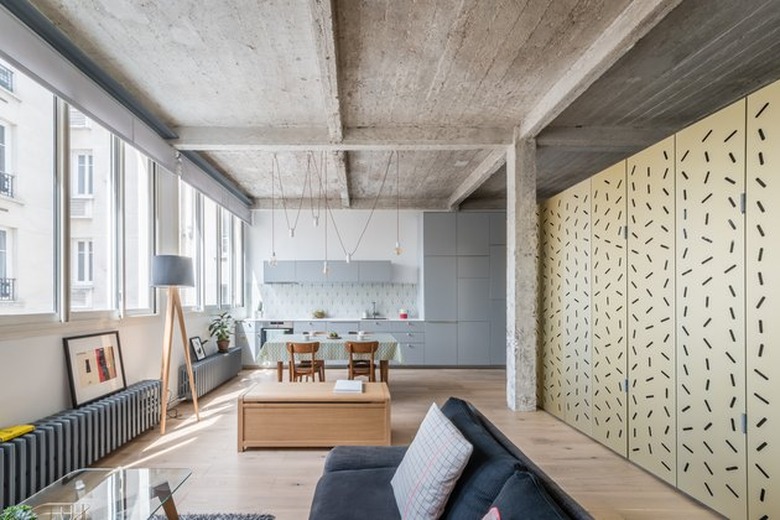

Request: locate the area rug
(155, 514), (274, 520)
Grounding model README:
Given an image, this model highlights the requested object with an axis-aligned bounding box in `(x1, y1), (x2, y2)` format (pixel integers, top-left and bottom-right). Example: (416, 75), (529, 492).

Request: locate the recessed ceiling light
(454, 160), (468, 167)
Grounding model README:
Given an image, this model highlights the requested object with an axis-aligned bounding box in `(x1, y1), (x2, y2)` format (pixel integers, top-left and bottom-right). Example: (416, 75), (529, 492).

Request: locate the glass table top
(21, 467), (191, 520)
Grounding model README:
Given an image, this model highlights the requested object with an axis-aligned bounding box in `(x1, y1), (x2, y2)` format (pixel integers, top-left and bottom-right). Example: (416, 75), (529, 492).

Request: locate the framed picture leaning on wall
(63, 330), (127, 407)
(189, 336), (207, 361)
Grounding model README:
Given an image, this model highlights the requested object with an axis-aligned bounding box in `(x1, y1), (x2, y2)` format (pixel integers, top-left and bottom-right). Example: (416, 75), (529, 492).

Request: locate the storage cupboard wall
(537, 78), (780, 519)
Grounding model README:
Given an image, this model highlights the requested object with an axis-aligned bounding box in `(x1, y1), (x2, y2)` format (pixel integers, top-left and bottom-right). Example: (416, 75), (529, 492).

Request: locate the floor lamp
(152, 254), (200, 434)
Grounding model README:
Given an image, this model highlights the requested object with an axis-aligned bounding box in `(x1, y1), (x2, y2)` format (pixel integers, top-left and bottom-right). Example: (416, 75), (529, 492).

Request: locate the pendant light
(394, 151), (403, 256)
(322, 152), (329, 276)
(269, 154), (278, 266)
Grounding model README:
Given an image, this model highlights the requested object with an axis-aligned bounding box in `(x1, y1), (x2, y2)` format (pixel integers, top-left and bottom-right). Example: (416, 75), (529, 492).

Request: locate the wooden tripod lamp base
(152, 255), (200, 435)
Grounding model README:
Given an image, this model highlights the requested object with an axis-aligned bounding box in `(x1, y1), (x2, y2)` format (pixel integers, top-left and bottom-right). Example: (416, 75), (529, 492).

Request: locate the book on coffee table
(333, 379), (363, 393)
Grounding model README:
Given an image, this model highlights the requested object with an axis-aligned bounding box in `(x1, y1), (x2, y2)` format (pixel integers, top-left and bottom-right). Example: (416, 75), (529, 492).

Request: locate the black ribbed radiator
(178, 346), (241, 400)
(0, 379), (161, 508)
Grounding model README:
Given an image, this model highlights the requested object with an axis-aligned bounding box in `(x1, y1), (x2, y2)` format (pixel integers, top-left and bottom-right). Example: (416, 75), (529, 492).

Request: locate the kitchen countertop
(243, 317), (424, 322)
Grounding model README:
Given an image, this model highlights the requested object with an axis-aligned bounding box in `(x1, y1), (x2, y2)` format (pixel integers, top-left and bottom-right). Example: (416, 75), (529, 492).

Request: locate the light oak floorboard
(97, 368), (721, 520)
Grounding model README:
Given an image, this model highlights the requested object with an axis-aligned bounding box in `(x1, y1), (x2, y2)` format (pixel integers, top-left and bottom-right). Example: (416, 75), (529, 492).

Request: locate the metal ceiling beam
(171, 126), (512, 151)
(309, 0), (350, 207)
(447, 148), (507, 210)
(517, 0), (682, 140)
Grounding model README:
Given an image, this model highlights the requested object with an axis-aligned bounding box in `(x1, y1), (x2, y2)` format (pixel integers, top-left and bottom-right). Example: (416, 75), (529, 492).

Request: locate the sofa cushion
(308, 467), (400, 520)
(324, 445), (408, 473)
(483, 471), (571, 520)
(440, 398), (522, 519)
(391, 403), (473, 519)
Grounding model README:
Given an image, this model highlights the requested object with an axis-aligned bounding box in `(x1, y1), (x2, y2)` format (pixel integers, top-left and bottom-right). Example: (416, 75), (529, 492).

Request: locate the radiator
(0, 379), (161, 509)
(178, 346), (241, 400)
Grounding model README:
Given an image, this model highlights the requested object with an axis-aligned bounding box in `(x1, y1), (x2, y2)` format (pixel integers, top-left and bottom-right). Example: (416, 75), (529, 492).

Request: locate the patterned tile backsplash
(258, 283), (419, 319)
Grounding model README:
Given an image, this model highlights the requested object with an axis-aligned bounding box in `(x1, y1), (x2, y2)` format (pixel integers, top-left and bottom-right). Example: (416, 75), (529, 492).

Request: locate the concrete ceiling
(25, 0), (780, 209)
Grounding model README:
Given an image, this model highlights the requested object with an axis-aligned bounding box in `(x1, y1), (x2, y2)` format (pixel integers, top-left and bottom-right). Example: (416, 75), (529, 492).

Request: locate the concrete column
(506, 133), (538, 411)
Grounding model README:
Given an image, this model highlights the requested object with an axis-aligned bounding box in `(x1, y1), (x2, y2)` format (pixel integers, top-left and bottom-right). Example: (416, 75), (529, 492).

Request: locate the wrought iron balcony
(0, 171), (15, 198)
(0, 277), (16, 301)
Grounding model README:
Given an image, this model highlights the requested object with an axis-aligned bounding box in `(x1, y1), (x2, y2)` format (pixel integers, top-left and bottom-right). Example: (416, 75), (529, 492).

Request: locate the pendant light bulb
(270, 251), (278, 267)
(288, 228), (295, 238)
(322, 260), (329, 275)
(313, 215), (319, 227)
(394, 241), (403, 256)
(345, 253), (351, 263)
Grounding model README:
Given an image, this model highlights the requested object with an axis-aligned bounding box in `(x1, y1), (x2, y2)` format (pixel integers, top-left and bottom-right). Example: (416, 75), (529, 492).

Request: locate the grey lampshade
(151, 255), (195, 287)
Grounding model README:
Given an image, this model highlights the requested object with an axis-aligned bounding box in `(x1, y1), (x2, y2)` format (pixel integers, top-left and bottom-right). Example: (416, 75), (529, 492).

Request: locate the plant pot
(217, 339), (230, 352)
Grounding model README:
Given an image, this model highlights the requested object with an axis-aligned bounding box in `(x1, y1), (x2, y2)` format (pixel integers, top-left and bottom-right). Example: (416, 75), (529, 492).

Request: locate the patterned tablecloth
(258, 333), (402, 363)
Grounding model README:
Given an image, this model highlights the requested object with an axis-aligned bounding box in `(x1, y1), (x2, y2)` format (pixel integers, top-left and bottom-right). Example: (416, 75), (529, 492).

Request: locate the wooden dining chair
(286, 342), (326, 382)
(346, 341), (379, 382)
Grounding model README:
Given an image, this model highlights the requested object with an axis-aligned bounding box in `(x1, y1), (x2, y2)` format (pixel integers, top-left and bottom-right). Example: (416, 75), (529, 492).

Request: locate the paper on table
(333, 379), (363, 393)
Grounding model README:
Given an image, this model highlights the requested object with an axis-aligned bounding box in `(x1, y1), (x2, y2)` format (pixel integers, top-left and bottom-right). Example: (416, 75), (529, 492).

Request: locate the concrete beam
(308, 0), (350, 206)
(251, 196), (449, 210)
(537, 125), (676, 152)
(447, 148), (506, 209)
(518, 0), (682, 139)
(171, 126), (512, 151)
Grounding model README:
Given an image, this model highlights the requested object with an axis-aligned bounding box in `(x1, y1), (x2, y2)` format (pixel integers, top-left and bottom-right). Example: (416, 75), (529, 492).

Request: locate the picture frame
(63, 331), (127, 407)
(189, 336), (207, 361)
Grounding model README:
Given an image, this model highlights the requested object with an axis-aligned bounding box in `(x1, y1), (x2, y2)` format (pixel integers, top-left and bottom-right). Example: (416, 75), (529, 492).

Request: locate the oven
(260, 321), (294, 346)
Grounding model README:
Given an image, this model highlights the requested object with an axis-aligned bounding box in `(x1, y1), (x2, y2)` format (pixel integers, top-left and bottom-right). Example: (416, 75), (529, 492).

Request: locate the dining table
(258, 333), (401, 382)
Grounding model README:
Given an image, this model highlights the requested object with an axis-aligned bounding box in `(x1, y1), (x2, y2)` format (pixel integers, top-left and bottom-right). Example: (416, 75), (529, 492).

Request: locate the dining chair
(286, 342), (326, 382)
(345, 341), (379, 382)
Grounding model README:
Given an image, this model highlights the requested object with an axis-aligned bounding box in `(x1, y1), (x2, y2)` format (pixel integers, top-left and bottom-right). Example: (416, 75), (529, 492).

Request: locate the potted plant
(0, 505), (36, 520)
(208, 311), (234, 352)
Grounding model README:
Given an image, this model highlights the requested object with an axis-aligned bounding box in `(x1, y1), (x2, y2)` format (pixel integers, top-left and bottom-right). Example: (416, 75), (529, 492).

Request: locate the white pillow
(391, 402), (473, 519)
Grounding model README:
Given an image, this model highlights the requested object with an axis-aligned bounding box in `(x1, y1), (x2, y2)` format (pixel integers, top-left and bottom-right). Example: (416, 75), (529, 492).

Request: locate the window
(220, 207), (232, 307)
(73, 153), (94, 195)
(68, 110), (114, 313)
(179, 180), (200, 307)
(0, 123), (12, 198)
(0, 229), (13, 301)
(232, 216), (244, 307)
(0, 64), (12, 92)
(123, 144), (153, 313)
(203, 196), (219, 307)
(69, 107), (88, 128)
(0, 65), (56, 316)
(75, 239), (94, 282)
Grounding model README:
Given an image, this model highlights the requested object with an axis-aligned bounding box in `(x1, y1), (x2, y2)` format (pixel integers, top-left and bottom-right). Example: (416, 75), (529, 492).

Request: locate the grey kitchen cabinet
(457, 213), (490, 255)
(457, 278), (490, 321)
(489, 212), (506, 245)
(327, 261), (360, 282)
(358, 261), (392, 282)
(457, 321), (491, 366)
(423, 256), (457, 320)
(489, 299), (507, 365)
(263, 260), (296, 283)
(328, 321), (360, 335)
(295, 261), (325, 283)
(423, 212), (457, 255)
(425, 322), (458, 365)
(399, 341), (425, 364)
(457, 256), (490, 278)
(489, 245), (507, 299)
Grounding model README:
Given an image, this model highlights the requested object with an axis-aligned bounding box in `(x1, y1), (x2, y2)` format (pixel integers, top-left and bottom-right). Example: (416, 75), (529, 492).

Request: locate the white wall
(248, 209), (423, 316)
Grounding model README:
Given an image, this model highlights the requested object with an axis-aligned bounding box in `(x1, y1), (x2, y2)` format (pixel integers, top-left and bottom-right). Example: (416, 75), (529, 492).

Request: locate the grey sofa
(309, 397), (593, 519)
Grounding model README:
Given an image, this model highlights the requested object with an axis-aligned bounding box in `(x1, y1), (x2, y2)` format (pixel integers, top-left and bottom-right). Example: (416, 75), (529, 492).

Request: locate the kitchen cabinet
(457, 256), (490, 278)
(399, 341), (425, 365)
(489, 245), (506, 299)
(423, 212), (456, 255)
(358, 261), (392, 282)
(458, 278), (490, 321)
(489, 299), (507, 365)
(457, 321), (491, 366)
(457, 213), (490, 255)
(263, 261), (296, 283)
(425, 322), (458, 365)
(423, 256), (457, 320)
(489, 212), (506, 245)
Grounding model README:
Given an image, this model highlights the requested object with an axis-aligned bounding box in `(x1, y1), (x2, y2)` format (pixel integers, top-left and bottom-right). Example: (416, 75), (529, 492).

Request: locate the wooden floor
(100, 368), (721, 520)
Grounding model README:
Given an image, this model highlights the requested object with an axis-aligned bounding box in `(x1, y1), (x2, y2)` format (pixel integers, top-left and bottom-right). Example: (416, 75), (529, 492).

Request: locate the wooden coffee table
(237, 382), (391, 450)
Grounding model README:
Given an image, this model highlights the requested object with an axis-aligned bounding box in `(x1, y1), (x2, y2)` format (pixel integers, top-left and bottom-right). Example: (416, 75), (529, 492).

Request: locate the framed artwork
(190, 336), (207, 361)
(63, 331), (127, 407)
